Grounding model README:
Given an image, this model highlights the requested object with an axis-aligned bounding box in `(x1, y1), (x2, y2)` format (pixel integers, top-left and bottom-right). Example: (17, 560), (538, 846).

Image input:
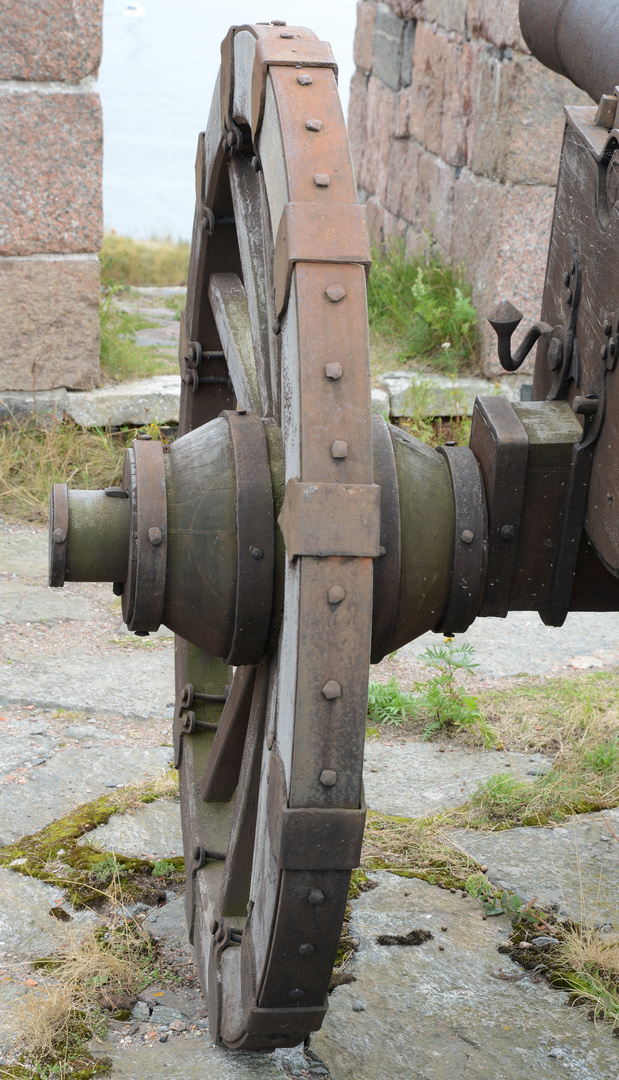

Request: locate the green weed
(415, 640), (496, 745)
(367, 677), (417, 726)
(367, 244), (479, 374)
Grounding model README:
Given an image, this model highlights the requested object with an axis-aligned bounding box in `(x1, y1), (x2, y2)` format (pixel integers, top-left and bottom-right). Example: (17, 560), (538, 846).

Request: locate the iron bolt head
(322, 680), (342, 700)
(320, 769), (338, 787)
(325, 284), (346, 302)
(325, 362), (343, 380)
(280, 31), (294, 38)
(306, 118), (323, 132)
(328, 585), (346, 604)
(460, 529), (474, 544)
(250, 546), (264, 560)
(52, 528), (66, 544)
(314, 173), (330, 187)
(149, 527), (163, 546)
(307, 888), (325, 906)
(298, 943), (315, 956)
(500, 524), (515, 540)
(288, 988), (305, 1000)
(297, 73), (313, 85)
(331, 440), (349, 459)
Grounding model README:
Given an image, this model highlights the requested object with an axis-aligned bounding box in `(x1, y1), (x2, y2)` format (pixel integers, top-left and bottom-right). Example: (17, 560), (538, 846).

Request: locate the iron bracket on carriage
(47, 0), (619, 1051)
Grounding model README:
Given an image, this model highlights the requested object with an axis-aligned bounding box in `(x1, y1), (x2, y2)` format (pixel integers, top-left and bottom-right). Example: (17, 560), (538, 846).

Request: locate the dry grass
(2, 899), (160, 1078)
(362, 810), (482, 887)
(100, 233), (190, 287)
(0, 417), (128, 522)
(481, 672), (619, 755)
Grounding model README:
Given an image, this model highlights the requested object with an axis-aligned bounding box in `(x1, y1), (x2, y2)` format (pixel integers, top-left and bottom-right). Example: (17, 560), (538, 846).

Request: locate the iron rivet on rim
(461, 529), (474, 544)
(325, 284), (346, 302)
(322, 680), (342, 700)
(325, 362), (343, 380)
(149, 527), (163, 546)
(298, 943), (314, 956)
(297, 73), (313, 85)
(52, 528), (66, 544)
(328, 585), (345, 604)
(320, 769), (337, 787)
(280, 30), (294, 38)
(331, 440), (348, 459)
(500, 524), (515, 540)
(306, 118), (323, 131)
(307, 889), (325, 906)
(314, 173), (330, 187)
(250, 546), (264, 560)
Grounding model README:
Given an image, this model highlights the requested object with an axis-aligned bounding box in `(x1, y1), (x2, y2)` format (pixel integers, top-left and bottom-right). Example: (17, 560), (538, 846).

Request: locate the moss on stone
(0, 775), (183, 907)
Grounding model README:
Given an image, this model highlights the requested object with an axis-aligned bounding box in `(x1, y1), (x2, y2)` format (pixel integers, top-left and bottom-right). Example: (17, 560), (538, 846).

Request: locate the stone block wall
(0, 1), (103, 392)
(349, 0), (591, 376)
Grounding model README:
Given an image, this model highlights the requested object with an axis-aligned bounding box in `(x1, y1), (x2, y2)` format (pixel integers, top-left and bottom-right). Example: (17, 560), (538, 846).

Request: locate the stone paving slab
(379, 370), (530, 418)
(0, 532), (48, 577)
(448, 809), (619, 932)
(363, 742), (550, 817)
(78, 799), (183, 860)
(0, 646), (175, 718)
(0, 868), (100, 961)
(401, 609), (619, 678)
(312, 873), (619, 1080)
(0, 580), (91, 623)
(90, 1034), (310, 1080)
(0, 745), (173, 845)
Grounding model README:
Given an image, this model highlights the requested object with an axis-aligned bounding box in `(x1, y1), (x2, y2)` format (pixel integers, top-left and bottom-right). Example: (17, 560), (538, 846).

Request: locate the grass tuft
(0, 417), (128, 522)
(99, 286), (173, 382)
(367, 243), (479, 374)
(100, 234), (190, 288)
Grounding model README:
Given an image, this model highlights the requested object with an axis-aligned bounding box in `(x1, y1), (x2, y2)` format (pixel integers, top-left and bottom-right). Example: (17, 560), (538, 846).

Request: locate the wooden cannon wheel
(174, 23), (377, 1050)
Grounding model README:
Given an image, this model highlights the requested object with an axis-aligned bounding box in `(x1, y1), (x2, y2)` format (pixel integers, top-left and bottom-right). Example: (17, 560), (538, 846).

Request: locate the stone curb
(1, 372), (530, 429)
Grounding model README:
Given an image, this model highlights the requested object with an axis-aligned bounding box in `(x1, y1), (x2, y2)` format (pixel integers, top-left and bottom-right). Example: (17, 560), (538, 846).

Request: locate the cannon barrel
(519, 0), (619, 104)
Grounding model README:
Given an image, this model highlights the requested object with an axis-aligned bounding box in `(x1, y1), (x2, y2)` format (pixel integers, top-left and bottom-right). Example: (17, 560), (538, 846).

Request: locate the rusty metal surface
(48, 483), (68, 588)
(471, 398), (528, 620)
(278, 478), (380, 559)
(267, 753), (365, 871)
(370, 416), (401, 663)
(273, 202), (371, 316)
(519, 0), (619, 103)
(531, 109), (619, 579)
(222, 411), (275, 666)
(121, 437), (167, 634)
(435, 446), (486, 635)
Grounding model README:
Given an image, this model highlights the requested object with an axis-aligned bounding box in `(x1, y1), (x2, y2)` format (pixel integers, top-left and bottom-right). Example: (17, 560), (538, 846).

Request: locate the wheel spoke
(200, 665), (257, 802)
(229, 154), (277, 417)
(218, 661), (269, 917)
(208, 273), (261, 412)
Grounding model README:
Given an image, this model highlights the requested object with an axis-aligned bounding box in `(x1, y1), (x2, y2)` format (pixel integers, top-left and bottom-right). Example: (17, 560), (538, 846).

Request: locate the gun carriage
(47, 0), (619, 1050)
